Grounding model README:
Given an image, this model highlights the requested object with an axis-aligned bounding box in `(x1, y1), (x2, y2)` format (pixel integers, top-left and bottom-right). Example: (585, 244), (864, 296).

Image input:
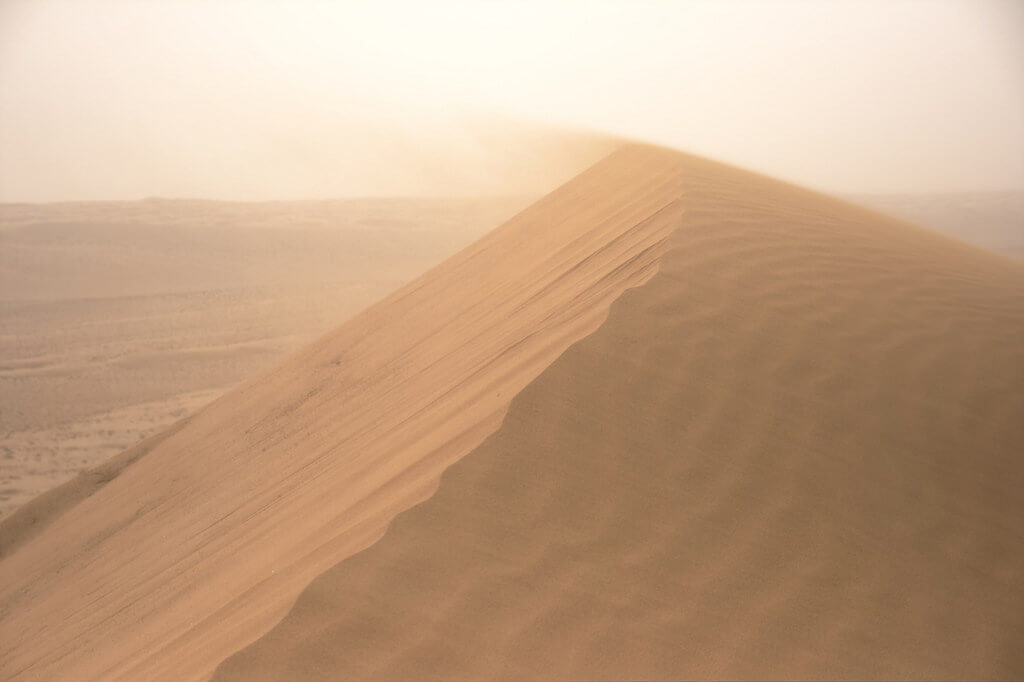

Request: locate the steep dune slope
(217, 152), (1024, 680)
(0, 146), (683, 681)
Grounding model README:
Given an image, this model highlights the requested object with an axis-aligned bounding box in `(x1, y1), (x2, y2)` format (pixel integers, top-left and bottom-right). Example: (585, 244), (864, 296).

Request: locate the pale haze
(2, 0), (1023, 200)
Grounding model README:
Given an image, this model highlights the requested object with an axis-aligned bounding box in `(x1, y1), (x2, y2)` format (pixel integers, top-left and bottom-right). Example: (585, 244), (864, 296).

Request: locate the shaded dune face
(0, 146), (684, 681)
(216, 153), (1024, 680)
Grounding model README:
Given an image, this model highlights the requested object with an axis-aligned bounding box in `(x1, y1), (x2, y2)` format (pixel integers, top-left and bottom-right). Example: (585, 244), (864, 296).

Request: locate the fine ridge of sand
(0, 145), (685, 681)
(215, 150), (1024, 680)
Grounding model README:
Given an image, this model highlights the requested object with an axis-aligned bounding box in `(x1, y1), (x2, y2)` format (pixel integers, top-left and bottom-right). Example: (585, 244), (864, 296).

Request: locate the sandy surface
(2, 146), (1023, 680)
(0, 198), (524, 515)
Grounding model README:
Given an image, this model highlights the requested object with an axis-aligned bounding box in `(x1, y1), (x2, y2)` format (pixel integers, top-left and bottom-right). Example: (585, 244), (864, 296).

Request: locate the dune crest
(0, 145), (685, 681)
(216, 149), (1024, 680)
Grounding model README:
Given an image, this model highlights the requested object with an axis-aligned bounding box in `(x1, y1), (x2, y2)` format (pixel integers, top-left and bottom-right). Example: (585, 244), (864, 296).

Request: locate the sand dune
(214, 149), (1024, 680)
(0, 147), (684, 680)
(2, 145), (1023, 680)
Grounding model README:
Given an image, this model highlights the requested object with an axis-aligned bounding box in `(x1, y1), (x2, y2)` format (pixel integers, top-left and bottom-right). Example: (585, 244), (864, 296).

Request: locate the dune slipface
(215, 148), (1024, 680)
(0, 146), (683, 681)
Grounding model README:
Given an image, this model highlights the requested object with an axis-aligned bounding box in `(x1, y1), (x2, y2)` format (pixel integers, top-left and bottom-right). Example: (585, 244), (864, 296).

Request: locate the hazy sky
(1, 0), (1022, 200)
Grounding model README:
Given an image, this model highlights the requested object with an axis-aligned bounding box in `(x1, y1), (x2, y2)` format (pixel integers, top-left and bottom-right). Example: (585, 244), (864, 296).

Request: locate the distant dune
(2, 146), (1023, 681)
(850, 191), (1024, 260)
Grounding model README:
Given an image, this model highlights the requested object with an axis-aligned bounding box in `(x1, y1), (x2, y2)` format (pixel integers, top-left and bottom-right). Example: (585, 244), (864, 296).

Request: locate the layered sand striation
(216, 149), (1024, 680)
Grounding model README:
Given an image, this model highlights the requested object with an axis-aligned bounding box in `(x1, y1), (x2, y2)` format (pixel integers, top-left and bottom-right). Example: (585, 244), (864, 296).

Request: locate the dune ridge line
(0, 144), (686, 681)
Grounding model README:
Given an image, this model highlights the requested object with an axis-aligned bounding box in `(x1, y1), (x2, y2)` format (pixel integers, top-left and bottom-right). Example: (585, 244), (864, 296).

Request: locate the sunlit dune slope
(216, 149), (1024, 680)
(0, 145), (684, 681)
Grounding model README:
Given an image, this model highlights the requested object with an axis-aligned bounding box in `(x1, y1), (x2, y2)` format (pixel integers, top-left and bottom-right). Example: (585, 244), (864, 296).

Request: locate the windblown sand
(2, 146), (1023, 681)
